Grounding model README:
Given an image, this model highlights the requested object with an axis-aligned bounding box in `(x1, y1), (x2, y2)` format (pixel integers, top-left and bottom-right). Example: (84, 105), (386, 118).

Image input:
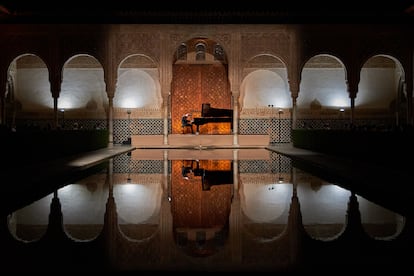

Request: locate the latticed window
(214, 44), (224, 61)
(195, 42), (206, 61)
(177, 43), (187, 60)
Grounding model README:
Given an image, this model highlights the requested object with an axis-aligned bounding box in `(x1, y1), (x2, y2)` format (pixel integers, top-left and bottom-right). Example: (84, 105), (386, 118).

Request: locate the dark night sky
(1, 1), (414, 23)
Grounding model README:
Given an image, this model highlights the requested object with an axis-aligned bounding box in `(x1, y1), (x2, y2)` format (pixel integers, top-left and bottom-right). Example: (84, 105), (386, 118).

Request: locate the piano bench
(182, 125), (194, 134)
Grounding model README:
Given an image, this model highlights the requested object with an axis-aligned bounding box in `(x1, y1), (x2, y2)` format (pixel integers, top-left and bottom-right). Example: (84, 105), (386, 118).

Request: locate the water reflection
(3, 149), (411, 272)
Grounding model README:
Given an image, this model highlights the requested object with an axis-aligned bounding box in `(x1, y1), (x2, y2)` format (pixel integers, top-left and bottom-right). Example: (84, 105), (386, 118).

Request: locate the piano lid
(201, 103), (232, 117)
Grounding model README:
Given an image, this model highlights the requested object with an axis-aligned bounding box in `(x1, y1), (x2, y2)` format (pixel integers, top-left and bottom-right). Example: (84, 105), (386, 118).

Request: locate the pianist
(181, 165), (193, 180)
(181, 113), (194, 134)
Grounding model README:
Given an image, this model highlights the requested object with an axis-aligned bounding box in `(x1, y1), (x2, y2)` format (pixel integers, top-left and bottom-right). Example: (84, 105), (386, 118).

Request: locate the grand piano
(192, 103), (233, 134)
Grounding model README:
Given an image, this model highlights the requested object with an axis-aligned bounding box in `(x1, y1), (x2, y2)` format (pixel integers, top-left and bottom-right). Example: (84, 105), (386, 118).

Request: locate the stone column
(232, 91), (240, 145)
(107, 96), (114, 146)
(104, 28), (117, 147)
(228, 32), (241, 146)
(104, 68), (116, 146)
(288, 25), (303, 132)
(229, 188), (242, 265)
(100, 158), (121, 269)
(49, 71), (62, 129)
(232, 149), (239, 192)
(160, 149), (174, 264)
(350, 96), (356, 126)
(346, 66), (360, 127)
(286, 167), (307, 267)
(160, 33), (173, 145)
(289, 81), (299, 130)
(44, 190), (66, 241)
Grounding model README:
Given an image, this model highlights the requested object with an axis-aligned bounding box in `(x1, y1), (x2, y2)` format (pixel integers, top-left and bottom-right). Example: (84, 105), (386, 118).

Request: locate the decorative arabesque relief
(117, 33), (161, 63)
(241, 32), (290, 63)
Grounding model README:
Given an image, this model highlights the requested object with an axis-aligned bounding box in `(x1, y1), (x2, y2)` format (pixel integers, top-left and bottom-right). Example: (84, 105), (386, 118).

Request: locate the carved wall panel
(116, 33), (161, 65)
(241, 32), (290, 63)
(171, 64), (231, 134)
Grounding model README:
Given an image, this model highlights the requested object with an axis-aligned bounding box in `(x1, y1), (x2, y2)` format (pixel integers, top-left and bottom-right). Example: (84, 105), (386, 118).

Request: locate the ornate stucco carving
(214, 33), (231, 50)
(117, 33), (161, 65)
(241, 32), (290, 63)
(170, 33), (188, 51)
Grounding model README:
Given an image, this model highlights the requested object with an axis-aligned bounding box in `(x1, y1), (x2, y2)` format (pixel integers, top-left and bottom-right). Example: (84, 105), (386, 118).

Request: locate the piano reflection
(192, 160), (233, 191)
(192, 103), (233, 134)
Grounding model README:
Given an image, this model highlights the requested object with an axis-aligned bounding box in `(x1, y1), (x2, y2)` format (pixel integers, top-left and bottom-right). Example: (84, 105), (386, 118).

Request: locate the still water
(2, 149), (411, 272)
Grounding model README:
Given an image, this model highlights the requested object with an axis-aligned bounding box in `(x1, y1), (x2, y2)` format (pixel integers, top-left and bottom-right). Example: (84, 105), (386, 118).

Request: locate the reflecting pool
(2, 149), (412, 272)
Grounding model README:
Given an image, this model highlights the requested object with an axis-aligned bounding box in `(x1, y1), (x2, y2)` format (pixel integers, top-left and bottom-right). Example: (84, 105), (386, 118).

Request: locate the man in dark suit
(181, 113), (194, 134)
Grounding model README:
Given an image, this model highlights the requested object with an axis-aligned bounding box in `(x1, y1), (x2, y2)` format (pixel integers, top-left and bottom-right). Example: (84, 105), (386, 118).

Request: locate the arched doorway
(171, 37), (231, 135)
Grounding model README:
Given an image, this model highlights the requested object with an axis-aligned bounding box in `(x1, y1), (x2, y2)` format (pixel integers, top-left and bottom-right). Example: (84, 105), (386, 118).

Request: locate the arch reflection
(5, 149), (408, 272)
